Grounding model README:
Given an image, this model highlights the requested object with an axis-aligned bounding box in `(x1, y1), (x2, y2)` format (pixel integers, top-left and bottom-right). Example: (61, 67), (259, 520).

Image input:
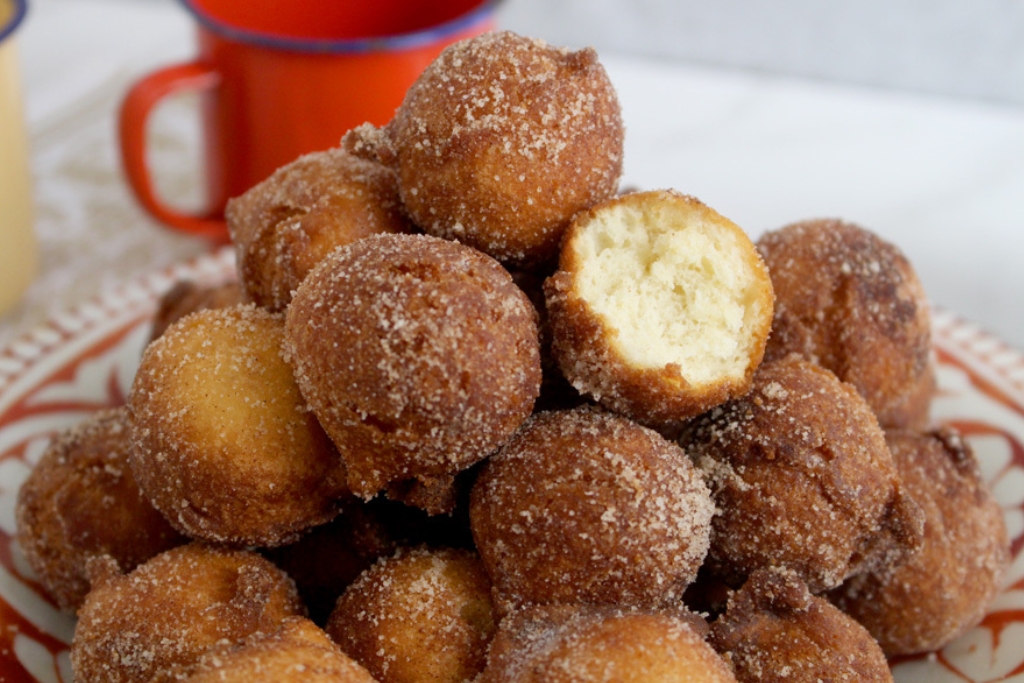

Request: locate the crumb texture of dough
(545, 190), (774, 424)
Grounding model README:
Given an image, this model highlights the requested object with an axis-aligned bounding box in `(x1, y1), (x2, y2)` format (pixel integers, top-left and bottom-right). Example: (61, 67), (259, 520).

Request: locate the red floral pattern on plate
(0, 253), (1021, 683)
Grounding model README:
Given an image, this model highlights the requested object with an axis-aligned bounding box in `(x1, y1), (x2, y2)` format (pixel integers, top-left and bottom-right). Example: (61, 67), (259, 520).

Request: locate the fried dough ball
(129, 305), (349, 546)
(150, 279), (245, 341)
(757, 218), (933, 428)
(285, 233), (542, 500)
(227, 147), (413, 311)
(709, 568), (893, 683)
(185, 617), (377, 683)
(829, 427), (1010, 655)
(345, 31), (623, 267)
(325, 546), (495, 683)
(15, 407), (184, 611)
(478, 604), (735, 683)
(71, 543), (304, 683)
(681, 355), (924, 593)
(545, 190), (774, 426)
(469, 406), (714, 615)
(264, 502), (398, 624)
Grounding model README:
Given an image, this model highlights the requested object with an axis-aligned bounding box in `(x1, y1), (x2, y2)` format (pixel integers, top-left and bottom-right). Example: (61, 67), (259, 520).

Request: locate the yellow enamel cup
(0, 0), (36, 315)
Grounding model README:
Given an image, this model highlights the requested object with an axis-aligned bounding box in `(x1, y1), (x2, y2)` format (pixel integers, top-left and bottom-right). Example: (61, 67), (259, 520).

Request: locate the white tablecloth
(4, 0), (1024, 352)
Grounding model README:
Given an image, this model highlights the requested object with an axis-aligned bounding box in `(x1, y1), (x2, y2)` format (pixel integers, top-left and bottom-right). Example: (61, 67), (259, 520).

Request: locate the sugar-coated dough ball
(129, 305), (348, 546)
(829, 427), (1010, 655)
(150, 279), (245, 341)
(71, 544), (304, 683)
(682, 356), (924, 593)
(185, 617), (377, 683)
(15, 407), (184, 611)
(545, 190), (774, 425)
(757, 218), (933, 428)
(478, 604), (735, 683)
(227, 147), (412, 311)
(325, 546), (495, 683)
(285, 233), (541, 500)
(470, 406), (714, 615)
(347, 31), (623, 267)
(709, 568), (893, 683)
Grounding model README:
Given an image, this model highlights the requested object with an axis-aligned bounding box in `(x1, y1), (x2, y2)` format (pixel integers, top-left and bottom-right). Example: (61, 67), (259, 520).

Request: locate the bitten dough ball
(347, 31), (624, 267)
(478, 604), (736, 683)
(829, 427), (1010, 656)
(185, 617), (377, 683)
(325, 546), (496, 683)
(545, 190), (774, 426)
(227, 147), (413, 312)
(285, 233), (542, 500)
(15, 407), (184, 611)
(129, 305), (349, 546)
(682, 355), (924, 593)
(709, 568), (894, 683)
(70, 543), (304, 683)
(756, 218), (934, 428)
(470, 406), (714, 615)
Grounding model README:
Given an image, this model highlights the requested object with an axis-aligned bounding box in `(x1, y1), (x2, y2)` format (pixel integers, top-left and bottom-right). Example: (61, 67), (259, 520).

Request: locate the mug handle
(118, 62), (228, 241)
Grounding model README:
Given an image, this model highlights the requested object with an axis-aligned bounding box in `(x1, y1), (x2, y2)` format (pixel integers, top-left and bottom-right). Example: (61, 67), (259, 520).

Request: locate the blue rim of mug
(0, 0), (28, 44)
(176, 0), (501, 54)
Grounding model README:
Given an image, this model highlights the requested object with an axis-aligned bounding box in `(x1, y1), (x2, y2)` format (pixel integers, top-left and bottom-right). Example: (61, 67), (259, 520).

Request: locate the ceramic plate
(0, 247), (1021, 683)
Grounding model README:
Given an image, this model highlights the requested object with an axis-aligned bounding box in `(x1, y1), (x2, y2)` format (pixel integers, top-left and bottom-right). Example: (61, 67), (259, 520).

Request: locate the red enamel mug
(119, 0), (499, 242)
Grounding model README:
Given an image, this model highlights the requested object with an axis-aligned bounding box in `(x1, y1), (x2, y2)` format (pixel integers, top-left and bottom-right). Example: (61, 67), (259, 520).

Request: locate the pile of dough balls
(15, 30), (1011, 683)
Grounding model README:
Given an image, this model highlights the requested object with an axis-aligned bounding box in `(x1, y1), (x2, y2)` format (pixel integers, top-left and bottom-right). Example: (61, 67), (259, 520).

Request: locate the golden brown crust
(70, 543), (304, 683)
(185, 617), (377, 683)
(325, 546), (495, 683)
(284, 233), (542, 500)
(545, 191), (774, 426)
(348, 31), (623, 268)
(829, 427), (1010, 656)
(129, 305), (349, 546)
(709, 568), (893, 683)
(681, 356), (924, 593)
(469, 406), (714, 615)
(478, 604), (734, 683)
(150, 280), (245, 341)
(227, 147), (413, 311)
(757, 218), (932, 428)
(14, 407), (184, 611)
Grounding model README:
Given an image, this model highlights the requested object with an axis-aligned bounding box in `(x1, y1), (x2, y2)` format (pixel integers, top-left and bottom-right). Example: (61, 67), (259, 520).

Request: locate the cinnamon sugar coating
(757, 219), (933, 428)
(15, 407), (184, 611)
(227, 147), (413, 311)
(326, 546), (496, 683)
(285, 233), (541, 501)
(681, 356), (924, 593)
(185, 617), (377, 683)
(478, 604), (734, 683)
(345, 31), (623, 268)
(829, 427), (1010, 656)
(709, 568), (893, 683)
(129, 305), (349, 546)
(469, 406), (714, 615)
(545, 190), (774, 426)
(71, 543), (304, 683)
(150, 279), (245, 341)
